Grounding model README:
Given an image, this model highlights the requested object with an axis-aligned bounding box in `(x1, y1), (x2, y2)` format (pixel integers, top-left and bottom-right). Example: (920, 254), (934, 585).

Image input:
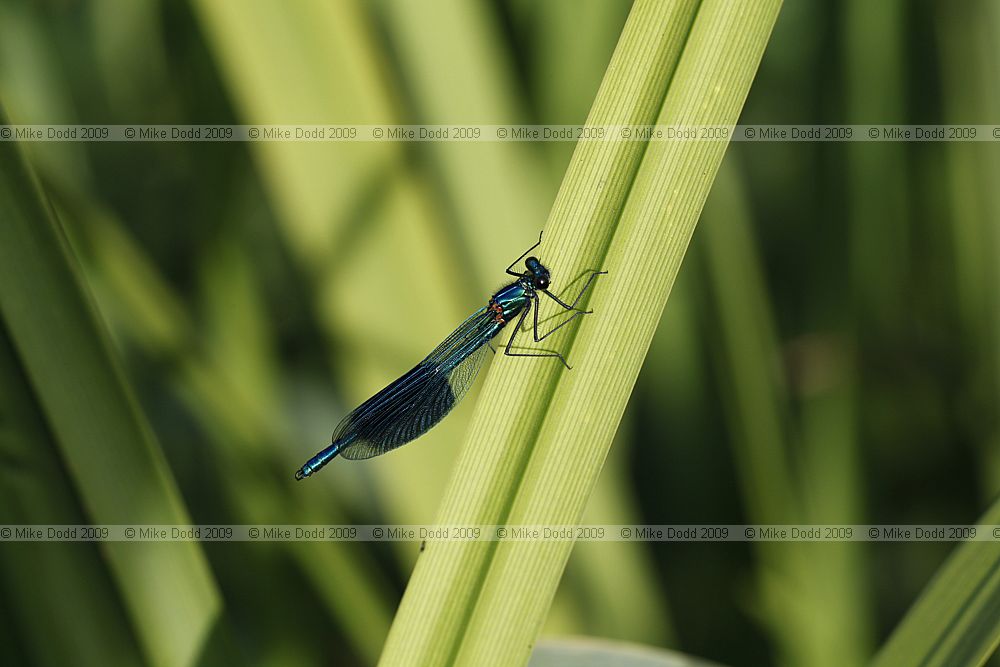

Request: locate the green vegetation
(380, 2), (782, 665)
(1, 1), (998, 666)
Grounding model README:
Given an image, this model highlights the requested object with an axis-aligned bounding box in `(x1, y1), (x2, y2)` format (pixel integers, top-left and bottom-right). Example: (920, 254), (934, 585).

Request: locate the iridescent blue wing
(334, 308), (497, 460)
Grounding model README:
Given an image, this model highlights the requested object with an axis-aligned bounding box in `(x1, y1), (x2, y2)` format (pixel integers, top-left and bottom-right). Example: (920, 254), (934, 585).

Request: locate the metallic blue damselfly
(295, 233), (604, 480)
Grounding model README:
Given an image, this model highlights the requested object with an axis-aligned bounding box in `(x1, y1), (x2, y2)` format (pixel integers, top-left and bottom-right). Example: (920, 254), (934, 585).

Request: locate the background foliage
(1, 1), (998, 666)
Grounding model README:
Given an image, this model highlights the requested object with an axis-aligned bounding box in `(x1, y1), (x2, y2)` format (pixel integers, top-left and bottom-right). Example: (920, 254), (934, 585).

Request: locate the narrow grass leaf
(380, 1), (782, 665)
(61, 200), (396, 663)
(0, 126), (220, 667)
(872, 499), (1000, 667)
(529, 637), (725, 667)
(0, 323), (145, 667)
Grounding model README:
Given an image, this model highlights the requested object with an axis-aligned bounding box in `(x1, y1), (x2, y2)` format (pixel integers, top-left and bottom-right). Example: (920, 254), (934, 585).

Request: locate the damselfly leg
(503, 301), (572, 369)
(541, 269), (607, 312)
(506, 231), (544, 277)
(502, 268), (607, 369)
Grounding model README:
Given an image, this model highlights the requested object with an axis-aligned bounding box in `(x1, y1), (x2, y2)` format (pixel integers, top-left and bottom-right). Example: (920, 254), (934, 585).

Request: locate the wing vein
(334, 307), (500, 459)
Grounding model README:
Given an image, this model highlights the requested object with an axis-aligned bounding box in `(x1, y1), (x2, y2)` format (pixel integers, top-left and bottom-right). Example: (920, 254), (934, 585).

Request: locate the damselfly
(295, 233), (605, 480)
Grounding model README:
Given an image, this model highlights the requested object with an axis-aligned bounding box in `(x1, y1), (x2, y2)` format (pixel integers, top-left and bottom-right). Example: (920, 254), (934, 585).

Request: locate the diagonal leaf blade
(872, 499), (1000, 667)
(379, 1), (783, 665)
(0, 121), (220, 667)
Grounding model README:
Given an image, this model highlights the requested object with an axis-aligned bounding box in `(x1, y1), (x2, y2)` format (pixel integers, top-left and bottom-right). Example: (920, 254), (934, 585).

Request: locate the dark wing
(333, 308), (497, 460)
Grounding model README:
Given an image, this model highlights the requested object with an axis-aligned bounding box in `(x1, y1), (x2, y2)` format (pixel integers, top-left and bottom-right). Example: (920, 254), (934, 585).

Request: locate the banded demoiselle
(295, 233), (605, 480)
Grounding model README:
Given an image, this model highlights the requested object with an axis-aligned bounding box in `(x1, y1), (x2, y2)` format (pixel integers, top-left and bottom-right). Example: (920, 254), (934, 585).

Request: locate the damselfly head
(524, 256), (550, 290)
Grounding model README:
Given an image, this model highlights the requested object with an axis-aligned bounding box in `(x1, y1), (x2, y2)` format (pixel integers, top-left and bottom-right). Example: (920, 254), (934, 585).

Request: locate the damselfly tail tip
(294, 467), (309, 481)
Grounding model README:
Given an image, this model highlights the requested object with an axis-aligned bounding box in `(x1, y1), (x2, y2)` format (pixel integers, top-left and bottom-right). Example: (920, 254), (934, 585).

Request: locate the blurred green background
(1, 0), (998, 666)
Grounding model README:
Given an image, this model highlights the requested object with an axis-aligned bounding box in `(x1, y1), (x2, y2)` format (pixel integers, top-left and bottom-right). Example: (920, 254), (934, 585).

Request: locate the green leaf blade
(0, 130), (221, 667)
(378, 1), (782, 665)
(872, 500), (1000, 667)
